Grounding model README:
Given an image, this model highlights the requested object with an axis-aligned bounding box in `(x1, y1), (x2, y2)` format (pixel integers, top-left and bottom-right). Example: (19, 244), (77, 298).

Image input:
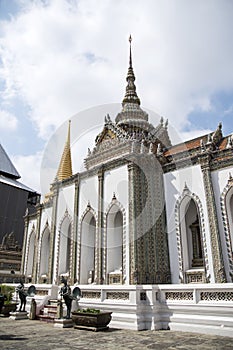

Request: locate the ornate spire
(122, 35), (140, 106)
(115, 36), (148, 126)
(56, 120), (73, 181)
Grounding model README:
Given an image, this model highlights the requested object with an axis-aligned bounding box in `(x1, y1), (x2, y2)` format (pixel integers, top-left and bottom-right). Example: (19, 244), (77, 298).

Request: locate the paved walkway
(0, 318), (232, 350)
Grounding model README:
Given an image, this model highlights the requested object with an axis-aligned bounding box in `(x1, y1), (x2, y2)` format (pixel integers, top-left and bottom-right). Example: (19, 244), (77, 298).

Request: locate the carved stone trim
(82, 291), (101, 299)
(200, 291), (233, 301)
(106, 291), (129, 300)
(174, 184), (209, 283)
(220, 175), (233, 281)
(32, 206), (42, 283)
(165, 291), (193, 301)
(70, 180), (79, 285)
(199, 154), (226, 282)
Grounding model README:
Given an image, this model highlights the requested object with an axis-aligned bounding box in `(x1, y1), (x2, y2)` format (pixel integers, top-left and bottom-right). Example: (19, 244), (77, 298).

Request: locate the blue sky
(0, 0), (233, 193)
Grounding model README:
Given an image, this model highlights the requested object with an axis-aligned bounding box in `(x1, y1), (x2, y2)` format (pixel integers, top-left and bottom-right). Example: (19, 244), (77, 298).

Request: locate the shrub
(0, 285), (15, 304)
(76, 308), (100, 314)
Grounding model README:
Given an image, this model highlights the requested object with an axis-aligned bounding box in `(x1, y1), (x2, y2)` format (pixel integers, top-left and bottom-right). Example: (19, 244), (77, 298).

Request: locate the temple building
(21, 38), (233, 288)
(0, 143), (39, 283)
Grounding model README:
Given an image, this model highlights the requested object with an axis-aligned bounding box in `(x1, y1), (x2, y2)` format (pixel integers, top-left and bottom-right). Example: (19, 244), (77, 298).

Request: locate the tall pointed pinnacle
(122, 35), (141, 106)
(115, 36), (148, 126)
(56, 120), (73, 181)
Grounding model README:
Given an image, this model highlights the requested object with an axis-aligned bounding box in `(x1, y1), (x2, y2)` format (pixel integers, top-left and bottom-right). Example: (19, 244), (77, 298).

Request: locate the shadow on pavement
(0, 334), (28, 341)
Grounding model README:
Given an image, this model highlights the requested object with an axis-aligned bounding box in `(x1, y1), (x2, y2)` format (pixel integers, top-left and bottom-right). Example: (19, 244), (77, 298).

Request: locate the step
(44, 304), (57, 308)
(37, 299), (62, 323)
(37, 314), (56, 323)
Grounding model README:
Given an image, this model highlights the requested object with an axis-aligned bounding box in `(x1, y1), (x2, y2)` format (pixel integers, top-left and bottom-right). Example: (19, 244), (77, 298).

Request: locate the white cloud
(0, 110), (18, 130)
(179, 129), (213, 143)
(223, 105), (233, 116)
(1, 0), (233, 192)
(0, 0), (233, 140)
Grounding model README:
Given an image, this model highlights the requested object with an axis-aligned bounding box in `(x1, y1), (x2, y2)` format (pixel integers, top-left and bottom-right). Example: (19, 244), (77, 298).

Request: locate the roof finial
(122, 35), (140, 106)
(129, 35), (132, 68)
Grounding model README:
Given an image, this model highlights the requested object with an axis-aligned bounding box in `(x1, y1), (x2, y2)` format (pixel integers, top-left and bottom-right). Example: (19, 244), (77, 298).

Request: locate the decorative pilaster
(148, 155), (171, 284)
(70, 179), (79, 285)
(32, 205), (42, 283)
(199, 154), (226, 282)
(128, 162), (138, 284)
(48, 183), (59, 284)
(21, 214), (30, 276)
(128, 154), (171, 285)
(97, 167), (104, 284)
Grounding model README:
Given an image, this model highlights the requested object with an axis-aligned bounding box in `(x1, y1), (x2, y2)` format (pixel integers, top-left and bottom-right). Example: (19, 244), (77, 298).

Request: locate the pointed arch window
(26, 229), (36, 277)
(106, 204), (123, 284)
(179, 197), (205, 282)
(58, 218), (72, 276)
(39, 226), (50, 280)
(80, 212), (96, 284)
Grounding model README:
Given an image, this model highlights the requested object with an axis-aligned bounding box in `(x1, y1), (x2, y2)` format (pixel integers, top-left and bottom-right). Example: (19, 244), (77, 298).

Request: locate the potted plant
(0, 285), (18, 316)
(72, 308), (112, 331)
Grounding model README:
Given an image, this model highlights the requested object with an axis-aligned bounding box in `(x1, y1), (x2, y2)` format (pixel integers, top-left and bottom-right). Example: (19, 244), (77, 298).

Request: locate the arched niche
(26, 229), (36, 277)
(175, 185), (208, 283)
(58, 216), (72, 276)
(220, 177), (233, 281)
(179, 197), (204, 272)
(39, 225), (50, 279)
(106, 204), (123, 284)
(80, 211), (96, 284)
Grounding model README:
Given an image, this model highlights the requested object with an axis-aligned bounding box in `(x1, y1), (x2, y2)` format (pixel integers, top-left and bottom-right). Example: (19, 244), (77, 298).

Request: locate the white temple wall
(164, 164), (214, 283)
(103, 165), (128, 210)
(56, 184), (75, 221)
(79, 176), (98, 215)
(40, 207), (52, 232)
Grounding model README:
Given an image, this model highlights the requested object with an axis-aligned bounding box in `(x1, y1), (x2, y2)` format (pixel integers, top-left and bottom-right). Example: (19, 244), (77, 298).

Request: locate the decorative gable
(95, 127), (117, 145)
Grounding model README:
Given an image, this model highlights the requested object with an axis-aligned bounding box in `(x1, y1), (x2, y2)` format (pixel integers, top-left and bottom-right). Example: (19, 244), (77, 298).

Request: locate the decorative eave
(162, 124), (233, 173)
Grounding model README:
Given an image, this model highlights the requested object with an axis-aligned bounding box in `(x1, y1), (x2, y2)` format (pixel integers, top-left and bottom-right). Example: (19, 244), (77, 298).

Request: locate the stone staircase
(37, 299), (59, 323)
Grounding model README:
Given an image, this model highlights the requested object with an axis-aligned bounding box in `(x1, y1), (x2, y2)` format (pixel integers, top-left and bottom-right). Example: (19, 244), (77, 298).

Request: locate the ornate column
(97, 167), (104, 284)
(70, 178), (79, 285)
(128, 161), (138, 284)
(21, 214), (30, 276)
(48, 183), (59, 284)
(199, 154), (226, 282)
(32, 204), (42, 284)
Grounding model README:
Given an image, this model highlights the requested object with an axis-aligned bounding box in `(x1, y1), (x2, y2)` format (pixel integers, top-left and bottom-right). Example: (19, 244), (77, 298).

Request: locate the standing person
(16, 280), (27, 312)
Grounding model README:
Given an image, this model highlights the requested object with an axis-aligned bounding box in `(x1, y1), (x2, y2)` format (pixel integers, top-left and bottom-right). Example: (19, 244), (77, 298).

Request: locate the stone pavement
(0, 318), (233, 350)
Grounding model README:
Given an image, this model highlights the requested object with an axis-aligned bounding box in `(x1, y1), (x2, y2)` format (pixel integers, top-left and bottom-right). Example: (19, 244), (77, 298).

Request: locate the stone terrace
(0, 318), (233, 350)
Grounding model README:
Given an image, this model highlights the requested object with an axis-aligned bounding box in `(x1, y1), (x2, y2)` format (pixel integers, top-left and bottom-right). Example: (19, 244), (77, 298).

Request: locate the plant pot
(72, 311), (112, 331)
(0, 303), (18, 317)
